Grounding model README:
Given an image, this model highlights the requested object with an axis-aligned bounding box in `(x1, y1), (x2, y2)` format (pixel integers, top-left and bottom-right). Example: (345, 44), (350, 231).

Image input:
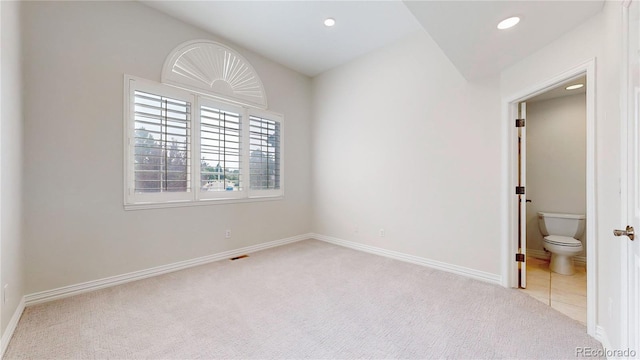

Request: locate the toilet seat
(544, 235), (581, 247)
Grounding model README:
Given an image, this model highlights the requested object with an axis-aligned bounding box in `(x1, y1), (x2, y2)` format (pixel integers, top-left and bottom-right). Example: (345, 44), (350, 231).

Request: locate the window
(198, 100), (244, 200)
(133, 91), (191, 194)
(125, 76), (283, 209)
(249, 114), (281, 194)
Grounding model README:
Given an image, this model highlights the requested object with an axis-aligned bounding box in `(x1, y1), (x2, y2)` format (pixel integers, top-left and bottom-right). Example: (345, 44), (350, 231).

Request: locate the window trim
(124, 75), (284, 210)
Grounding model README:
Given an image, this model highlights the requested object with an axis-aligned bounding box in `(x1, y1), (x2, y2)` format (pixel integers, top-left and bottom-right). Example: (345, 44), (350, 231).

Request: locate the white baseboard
(595, 325), (612, 354)
(527, 248), (586, 265)
(25, 234), (311, 307)
(311, 233), (502, 285)
(1, 296), (25, 358)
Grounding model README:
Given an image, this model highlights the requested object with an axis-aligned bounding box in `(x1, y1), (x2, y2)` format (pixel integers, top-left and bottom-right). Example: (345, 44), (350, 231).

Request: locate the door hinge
(515, 186), (525, 195)
(515, 119), (525, 127)
(515, 253), (525, 262)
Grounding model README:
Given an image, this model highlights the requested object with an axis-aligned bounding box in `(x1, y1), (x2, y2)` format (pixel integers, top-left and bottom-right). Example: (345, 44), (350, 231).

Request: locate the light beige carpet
(5, 239), (602, 359)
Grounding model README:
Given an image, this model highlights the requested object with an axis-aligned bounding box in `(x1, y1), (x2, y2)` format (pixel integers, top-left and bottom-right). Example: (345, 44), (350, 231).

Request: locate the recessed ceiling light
(324, 18), (336, 27)
(566, 84), (584, 90)
(497, 16), (520, 30)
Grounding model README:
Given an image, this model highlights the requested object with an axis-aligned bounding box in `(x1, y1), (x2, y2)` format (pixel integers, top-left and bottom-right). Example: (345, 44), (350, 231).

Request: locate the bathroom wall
(525, 93), (587, 258)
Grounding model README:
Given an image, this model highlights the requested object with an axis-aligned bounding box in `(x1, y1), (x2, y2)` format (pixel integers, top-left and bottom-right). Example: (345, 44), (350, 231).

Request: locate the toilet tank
(537, 212), (586, 239)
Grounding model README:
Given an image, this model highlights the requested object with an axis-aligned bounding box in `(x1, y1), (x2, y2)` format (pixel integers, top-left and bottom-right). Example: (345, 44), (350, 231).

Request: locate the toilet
(537, 212), (585, 275)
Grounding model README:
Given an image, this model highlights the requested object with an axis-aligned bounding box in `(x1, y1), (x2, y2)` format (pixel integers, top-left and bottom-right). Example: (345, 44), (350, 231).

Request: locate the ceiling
(142, 1), (605, 80)
(142, 1), (422, 77)
(405, 1), (604, 80)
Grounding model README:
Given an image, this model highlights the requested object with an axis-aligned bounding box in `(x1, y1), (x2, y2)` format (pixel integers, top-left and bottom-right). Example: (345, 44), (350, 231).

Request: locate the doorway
(503, 60), (596, 336)
(518, 78), (588, 324)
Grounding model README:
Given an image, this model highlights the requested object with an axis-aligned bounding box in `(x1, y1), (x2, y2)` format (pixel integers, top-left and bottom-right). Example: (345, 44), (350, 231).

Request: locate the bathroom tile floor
(519, 256), (587, 325)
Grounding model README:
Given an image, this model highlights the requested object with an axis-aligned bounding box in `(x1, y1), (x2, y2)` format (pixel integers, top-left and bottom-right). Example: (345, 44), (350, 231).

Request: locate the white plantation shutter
(133, 90), (191, 194)
(249, 114), (281, 193)
(199, 102), (244, 198)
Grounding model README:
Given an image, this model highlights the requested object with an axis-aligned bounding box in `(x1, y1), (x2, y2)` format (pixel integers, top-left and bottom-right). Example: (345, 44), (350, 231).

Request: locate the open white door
(627, 129), (639, 360)
(622, 74), (640, 358)
(518, 102), (527, 288)
(618, 0), (640, 352)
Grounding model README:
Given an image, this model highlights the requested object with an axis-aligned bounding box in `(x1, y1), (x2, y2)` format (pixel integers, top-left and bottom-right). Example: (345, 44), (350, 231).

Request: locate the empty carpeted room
(1, 0), (639, 359)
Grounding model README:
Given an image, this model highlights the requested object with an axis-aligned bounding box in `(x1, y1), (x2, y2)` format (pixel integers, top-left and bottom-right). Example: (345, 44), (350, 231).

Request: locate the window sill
(124, 195), (283, 211)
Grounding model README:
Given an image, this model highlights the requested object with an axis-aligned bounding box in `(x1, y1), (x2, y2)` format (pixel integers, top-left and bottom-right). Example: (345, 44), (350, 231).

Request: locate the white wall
(311, 31), (502, 275)
(526, 94), (587, 256)
(0, 0), (26, 334)
(501, 1), (624, 348)
(21, 1), (312, 294)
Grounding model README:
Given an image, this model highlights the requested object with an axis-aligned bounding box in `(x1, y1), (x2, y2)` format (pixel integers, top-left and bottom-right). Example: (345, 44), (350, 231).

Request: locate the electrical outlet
(3, 284), (8, 304)
(225, 229), (231, 239)
(379, 228), (385, 237)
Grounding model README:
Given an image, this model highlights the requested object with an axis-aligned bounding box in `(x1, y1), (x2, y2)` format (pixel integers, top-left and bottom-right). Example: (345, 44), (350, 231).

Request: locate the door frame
(501, 58), (597, 337)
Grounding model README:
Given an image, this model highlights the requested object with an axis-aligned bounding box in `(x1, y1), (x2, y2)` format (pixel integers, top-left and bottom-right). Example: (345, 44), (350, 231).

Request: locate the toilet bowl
(537, 212), (585, 275)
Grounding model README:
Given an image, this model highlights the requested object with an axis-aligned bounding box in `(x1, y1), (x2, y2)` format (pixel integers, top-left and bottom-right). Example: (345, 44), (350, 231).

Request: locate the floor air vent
(230, 255), (249, 261)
